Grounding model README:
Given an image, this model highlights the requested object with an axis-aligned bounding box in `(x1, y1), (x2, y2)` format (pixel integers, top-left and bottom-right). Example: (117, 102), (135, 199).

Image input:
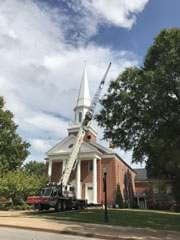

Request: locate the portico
(47, 147), (101, 204)
(75, 155), (99, 204)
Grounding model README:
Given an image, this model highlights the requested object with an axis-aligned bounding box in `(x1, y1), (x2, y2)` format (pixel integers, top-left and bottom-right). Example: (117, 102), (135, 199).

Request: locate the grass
(30, 208), (180, 232)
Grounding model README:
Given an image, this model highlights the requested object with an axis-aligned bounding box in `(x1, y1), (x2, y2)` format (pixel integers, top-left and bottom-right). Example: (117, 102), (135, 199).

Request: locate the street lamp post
(103, 167), (109, 223)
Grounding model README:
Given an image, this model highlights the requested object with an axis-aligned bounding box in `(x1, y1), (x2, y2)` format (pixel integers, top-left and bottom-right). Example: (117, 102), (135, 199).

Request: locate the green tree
(96, 28), (180, 201)
(0, 170), (47, 206)
(0, 96), (30, 173)
(115, 184), (124, 208)
(23, 160), (47, 176)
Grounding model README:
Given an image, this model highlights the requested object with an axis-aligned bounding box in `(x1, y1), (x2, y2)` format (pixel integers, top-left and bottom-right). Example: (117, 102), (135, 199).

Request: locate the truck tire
(36, 203), (43, 211)
(55, 201), (61, 212)
(44, 205), (50, 210)
(66, 200), (72, 210)
(33, 204), (39, 210)
(74, 203), (80, 210)
(62, 200), (67, 211)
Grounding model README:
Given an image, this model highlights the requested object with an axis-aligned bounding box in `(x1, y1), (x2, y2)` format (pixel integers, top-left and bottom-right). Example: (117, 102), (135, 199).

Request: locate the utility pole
(103, 168), (109, 223)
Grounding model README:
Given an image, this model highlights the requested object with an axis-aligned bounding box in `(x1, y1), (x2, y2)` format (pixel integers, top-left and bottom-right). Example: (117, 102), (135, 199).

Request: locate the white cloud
(0, 0), (146, 164)
(66, 0), (149, 33)
(86, 0), (149, 28)
(30, 139), (52, 153)
(24, 112), (67, 139)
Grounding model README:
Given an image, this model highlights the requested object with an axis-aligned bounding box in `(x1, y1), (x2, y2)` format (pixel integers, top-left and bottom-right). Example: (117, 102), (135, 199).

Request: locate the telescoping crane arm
(59, 63), (111, 187)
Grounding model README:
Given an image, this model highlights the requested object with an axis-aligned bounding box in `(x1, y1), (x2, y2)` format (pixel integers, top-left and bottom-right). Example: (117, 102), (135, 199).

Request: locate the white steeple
(74, 63), (91, 124)
(67, 62), (97, 138)
(76, 63), (91, 109)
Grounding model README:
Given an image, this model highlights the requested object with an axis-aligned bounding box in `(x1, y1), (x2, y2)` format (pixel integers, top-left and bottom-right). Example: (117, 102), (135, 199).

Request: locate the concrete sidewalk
(0, 211), (180, 240)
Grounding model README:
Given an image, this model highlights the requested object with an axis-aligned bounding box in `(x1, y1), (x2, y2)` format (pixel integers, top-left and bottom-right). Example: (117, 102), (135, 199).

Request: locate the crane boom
(59, 62), (111, 187)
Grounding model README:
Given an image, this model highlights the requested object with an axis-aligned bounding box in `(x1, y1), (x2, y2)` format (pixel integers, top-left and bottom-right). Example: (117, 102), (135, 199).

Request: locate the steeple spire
(76, 62), (91, 109)
(74, 62), (91, 124)
(67, 62), (97, 140)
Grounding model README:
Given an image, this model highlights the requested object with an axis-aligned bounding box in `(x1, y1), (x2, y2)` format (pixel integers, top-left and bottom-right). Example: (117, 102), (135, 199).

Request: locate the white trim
(62, 159), (66, 174)
(93, 157), (97, 204)
(76, 160), (81, 199)
(47, 135), (71, 154)
(67, 124), (97, 136)
(48, 152), (101, 161)
(47, 135), (101, 156)
(48, 160), (52, 179)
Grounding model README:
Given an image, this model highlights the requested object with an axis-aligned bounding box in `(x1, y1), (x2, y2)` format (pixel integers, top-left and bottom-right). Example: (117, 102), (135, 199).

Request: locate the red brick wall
(49, 156), (136, 206)
(114, 159), (136, 198)
(101, 158), (116, 205)
(81, 160), (92, 182)
(83, 130), (96, 142)
(99, 157), (136, 205)
(69, 130), (96, 142)
(81, 160), (92, 199)
(80, 159), (102, 203)
(135, 182), (150, 194)
(51, 162), (62, 182)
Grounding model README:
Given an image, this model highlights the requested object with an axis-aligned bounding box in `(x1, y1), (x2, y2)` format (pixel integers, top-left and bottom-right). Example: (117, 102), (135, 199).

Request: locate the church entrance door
(85, 183), (93, 204)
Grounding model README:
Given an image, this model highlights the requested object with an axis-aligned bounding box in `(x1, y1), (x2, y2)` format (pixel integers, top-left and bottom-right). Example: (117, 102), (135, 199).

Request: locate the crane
(27, 62), (111, 211)
(59, 62), (111, 190)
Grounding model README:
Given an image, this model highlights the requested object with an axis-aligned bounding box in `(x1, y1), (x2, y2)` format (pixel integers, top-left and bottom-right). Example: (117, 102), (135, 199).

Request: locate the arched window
(79, 112), (82, 122)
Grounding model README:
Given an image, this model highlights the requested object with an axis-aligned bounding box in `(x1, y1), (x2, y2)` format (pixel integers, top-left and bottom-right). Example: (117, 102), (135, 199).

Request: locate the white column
(48, 160), (52, 181)
(93, 157), (97, 204)
(76, 160), (81, 199)
(62, 159), (66, 174)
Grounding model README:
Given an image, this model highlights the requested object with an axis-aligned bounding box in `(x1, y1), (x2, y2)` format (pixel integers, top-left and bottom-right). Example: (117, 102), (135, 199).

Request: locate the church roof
(47, 135), (101, 156)
(75, 63), (91, 109)
(134, 168), (147, 181)
(89, 141), (112, 154)
(47, 136), (135, 173)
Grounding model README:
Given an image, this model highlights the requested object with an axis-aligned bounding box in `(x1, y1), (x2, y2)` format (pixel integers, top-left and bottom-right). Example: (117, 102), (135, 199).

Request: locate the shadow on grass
(23, 209), (180, 232)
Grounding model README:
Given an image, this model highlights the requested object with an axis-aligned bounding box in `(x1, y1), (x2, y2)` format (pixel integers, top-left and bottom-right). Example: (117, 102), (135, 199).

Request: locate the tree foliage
(0, 170), (47, 205)
(0, 96), (30, 172)
(23, 160), (47, 176)
(96, 28), (180, 183)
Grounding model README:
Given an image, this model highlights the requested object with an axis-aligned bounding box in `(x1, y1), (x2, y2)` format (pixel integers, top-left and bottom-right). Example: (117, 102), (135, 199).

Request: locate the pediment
(47, 135), (98, 156)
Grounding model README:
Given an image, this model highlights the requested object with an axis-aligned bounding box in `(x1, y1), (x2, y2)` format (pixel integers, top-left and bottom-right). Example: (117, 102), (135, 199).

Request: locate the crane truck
(27, 63), (111, 211)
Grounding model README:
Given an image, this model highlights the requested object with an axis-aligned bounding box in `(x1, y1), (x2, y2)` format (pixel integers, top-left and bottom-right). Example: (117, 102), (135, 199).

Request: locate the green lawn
(30, 209), (180, 232)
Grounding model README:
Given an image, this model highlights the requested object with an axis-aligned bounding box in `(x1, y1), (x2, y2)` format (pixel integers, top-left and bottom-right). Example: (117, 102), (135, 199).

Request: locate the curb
(0, 224), (135, 240)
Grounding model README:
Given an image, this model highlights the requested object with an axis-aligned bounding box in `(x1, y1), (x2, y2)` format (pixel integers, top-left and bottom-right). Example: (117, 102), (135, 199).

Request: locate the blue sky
(39, 0), (180, 59)
(91, 0), (180, 59)
(0, 0), (179, 167)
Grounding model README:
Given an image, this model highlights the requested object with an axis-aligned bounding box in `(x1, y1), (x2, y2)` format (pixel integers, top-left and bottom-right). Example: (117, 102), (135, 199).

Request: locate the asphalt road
(0, 227), (103, 240)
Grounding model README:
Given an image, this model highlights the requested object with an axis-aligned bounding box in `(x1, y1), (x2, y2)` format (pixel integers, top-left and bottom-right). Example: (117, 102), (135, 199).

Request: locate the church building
(46, 65), (136, 206)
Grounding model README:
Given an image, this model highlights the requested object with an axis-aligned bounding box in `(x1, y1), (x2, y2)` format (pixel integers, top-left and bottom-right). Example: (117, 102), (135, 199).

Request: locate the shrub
(115, 184), (124, 208)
